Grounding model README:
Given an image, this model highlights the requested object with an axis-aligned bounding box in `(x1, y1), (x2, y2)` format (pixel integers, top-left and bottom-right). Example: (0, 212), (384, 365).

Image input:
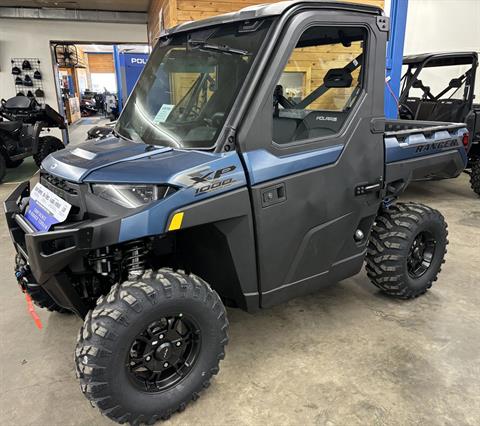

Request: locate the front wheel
(75, 269), (228, 424)
(366, 202), (448, 299)
(33, 136), (64, 167)
(0, 153), (6, 183)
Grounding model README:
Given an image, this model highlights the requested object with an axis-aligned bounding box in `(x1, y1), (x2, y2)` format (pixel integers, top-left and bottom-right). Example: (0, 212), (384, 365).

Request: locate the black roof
(403, 52), (478, 67)
(164, 0), (383, 36)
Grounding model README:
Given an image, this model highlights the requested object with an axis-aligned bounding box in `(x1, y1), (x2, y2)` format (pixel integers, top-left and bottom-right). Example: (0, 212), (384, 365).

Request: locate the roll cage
(399, 52), (478, 122)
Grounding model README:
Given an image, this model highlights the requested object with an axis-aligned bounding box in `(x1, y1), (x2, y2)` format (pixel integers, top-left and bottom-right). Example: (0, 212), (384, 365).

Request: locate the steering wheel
(398, 103), (414, 120)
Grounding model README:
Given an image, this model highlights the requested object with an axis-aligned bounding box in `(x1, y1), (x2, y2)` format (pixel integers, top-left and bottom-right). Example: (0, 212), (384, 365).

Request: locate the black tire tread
(27, 284), (70, 313)
(470, 158), (480, 196)
(33, 136), (64, 167)
(365, 202), (448, 299)
(75, 268), (228, 425)
(0, 152), (6, 183)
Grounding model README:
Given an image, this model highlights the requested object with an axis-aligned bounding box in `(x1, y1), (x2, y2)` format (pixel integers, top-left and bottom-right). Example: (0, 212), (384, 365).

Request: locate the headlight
(91, 184), (175, 208)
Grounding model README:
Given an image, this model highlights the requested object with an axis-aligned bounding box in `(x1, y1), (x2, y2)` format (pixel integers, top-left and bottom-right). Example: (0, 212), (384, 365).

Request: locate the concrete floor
(0, 173), (479, 426)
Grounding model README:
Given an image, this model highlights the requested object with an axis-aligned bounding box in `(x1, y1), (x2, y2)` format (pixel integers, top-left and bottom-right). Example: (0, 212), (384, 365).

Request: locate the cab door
(238, 11), (387, 307)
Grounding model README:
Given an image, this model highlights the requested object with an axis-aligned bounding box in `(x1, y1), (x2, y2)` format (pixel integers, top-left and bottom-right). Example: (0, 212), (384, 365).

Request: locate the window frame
(271, 22), (370, 148)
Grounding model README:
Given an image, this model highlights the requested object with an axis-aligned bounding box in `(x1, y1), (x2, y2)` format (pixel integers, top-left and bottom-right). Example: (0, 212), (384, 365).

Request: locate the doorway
(50, 42), (149, 145)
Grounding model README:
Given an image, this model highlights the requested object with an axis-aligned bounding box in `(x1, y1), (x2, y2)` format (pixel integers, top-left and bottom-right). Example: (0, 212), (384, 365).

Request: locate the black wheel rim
(127, 314), (201, 392)
(407, 231), (436, 278)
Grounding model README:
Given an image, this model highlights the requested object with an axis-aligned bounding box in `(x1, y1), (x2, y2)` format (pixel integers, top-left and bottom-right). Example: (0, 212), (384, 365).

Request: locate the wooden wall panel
(149, 0), (384, 39)
(86, 53), (114, 73)
(148, 0), (177, 44)
(283, 42), (364, 110)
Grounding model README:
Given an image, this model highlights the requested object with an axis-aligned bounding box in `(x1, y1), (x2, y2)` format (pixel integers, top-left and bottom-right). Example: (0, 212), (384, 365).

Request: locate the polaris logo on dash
(316, 116), (337, 122)
(131, 58), (147, 65)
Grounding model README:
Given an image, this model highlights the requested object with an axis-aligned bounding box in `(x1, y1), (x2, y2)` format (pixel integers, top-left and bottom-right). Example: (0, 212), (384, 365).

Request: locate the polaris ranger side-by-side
(4, 2), (469, 424)
(398, 52), (480, 194)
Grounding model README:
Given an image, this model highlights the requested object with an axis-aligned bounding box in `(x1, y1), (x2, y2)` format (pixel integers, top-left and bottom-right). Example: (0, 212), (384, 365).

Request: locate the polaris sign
(131, 57), (147, 65)
(120, 52), (150, 101)
(129, 56), (148, 66)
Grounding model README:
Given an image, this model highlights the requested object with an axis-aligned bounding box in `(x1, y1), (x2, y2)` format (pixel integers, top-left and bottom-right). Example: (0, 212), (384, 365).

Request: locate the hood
(42, 136), (221, 184)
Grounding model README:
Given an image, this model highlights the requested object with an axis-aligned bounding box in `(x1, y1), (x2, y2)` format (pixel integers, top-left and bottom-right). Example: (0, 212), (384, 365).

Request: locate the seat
(273, 116), (299, 144)
(292, 110), (347, 141)
(429, 99), (469, 123)
(404, 97), (421, 117)
(415, 101), (437, 120)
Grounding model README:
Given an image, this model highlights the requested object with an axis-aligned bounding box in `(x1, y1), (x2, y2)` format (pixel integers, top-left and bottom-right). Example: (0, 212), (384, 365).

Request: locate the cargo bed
(383, 119), (468, 194)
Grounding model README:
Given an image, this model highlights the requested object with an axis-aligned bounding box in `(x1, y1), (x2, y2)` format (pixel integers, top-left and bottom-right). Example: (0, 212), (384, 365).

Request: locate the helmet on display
(22, 60), (32, 70)
(27, 90), (35, 98)
(11, 66), (21, 75)
(17, 91), (25, 96)
(35, 88), (45, 97)
(15, 76), (23, 85)
(33, 70), (42, 80)
(24, 75), (33, 86)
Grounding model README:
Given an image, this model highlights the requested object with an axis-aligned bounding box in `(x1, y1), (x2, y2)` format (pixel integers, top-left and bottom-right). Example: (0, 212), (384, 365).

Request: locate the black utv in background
(399, 52), (480, 194)
(0, 96), (65, 182)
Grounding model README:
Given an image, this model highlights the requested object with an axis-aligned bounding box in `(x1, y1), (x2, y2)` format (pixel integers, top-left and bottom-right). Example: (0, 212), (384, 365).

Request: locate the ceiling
(0, 0), (151, 12)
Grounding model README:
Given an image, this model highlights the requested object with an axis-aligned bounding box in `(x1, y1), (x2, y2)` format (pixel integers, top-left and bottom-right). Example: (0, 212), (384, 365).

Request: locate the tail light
(462, 132), (469, 150)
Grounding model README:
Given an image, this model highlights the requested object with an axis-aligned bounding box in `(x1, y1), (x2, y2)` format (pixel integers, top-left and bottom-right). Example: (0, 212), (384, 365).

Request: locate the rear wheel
(75, 269), (228, 424)
(366, 202), (448, 299)
(0, 153), (6, 182)
(33, 136), (64, 167)
(470, 157), (480, 196)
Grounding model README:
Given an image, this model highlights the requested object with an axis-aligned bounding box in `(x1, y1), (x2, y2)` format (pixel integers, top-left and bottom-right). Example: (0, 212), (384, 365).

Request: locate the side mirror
(324, 68), (353, 88)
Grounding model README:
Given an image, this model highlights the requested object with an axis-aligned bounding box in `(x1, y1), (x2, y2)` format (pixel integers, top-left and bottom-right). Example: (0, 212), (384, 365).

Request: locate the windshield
(115, 20), (271, 149)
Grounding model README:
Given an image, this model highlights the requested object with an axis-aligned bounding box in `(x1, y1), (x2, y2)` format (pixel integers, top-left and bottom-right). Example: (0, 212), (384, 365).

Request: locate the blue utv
(4, 1), (470, 423)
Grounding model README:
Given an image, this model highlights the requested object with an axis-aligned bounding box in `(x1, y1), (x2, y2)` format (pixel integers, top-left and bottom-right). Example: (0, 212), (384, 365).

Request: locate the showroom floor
(0, 173), (479, 426)
(68, 116), (111, 145)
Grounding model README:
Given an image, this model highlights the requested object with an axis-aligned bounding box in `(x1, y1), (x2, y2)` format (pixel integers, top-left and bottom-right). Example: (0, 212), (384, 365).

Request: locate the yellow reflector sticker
(168, 212), (184, 231)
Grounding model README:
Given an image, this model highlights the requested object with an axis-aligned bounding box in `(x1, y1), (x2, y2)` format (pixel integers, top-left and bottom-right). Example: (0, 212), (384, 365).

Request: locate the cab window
(273, 26), (367, 144)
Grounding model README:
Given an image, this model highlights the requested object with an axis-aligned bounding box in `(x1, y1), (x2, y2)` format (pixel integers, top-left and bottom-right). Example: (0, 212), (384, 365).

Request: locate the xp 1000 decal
(170, 153), (245, 198)
(189, 165), (237, 196)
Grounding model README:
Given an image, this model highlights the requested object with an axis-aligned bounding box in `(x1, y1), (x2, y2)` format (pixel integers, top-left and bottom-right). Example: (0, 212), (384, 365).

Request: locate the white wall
(404, 0), (480, 98)
(0, 19), (148, 111)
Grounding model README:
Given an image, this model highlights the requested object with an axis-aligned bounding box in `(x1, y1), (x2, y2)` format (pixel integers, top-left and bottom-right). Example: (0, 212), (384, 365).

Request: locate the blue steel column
(113, 45), (124, 112)
(384, 0), (409, 118)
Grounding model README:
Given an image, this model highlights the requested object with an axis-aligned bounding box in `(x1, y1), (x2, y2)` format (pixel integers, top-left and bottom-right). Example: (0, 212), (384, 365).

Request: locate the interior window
(399, 59), (475, 122)
(273, 26), (367, 144)
(406, 64), (473, 101)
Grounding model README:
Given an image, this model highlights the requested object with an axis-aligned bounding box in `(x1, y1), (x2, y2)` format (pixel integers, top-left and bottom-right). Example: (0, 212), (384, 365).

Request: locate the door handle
(261, 183), (286, 207)
(355, 181), (382, 196)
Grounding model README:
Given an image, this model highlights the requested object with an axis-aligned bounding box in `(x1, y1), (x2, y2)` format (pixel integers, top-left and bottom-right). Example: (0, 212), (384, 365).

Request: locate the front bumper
(5, 181), (120, 317)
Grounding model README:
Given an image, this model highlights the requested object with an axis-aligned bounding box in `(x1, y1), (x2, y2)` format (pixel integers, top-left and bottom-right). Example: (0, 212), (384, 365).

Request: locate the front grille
(40, 172), (86, 222)
(42, 173), (79, 195)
